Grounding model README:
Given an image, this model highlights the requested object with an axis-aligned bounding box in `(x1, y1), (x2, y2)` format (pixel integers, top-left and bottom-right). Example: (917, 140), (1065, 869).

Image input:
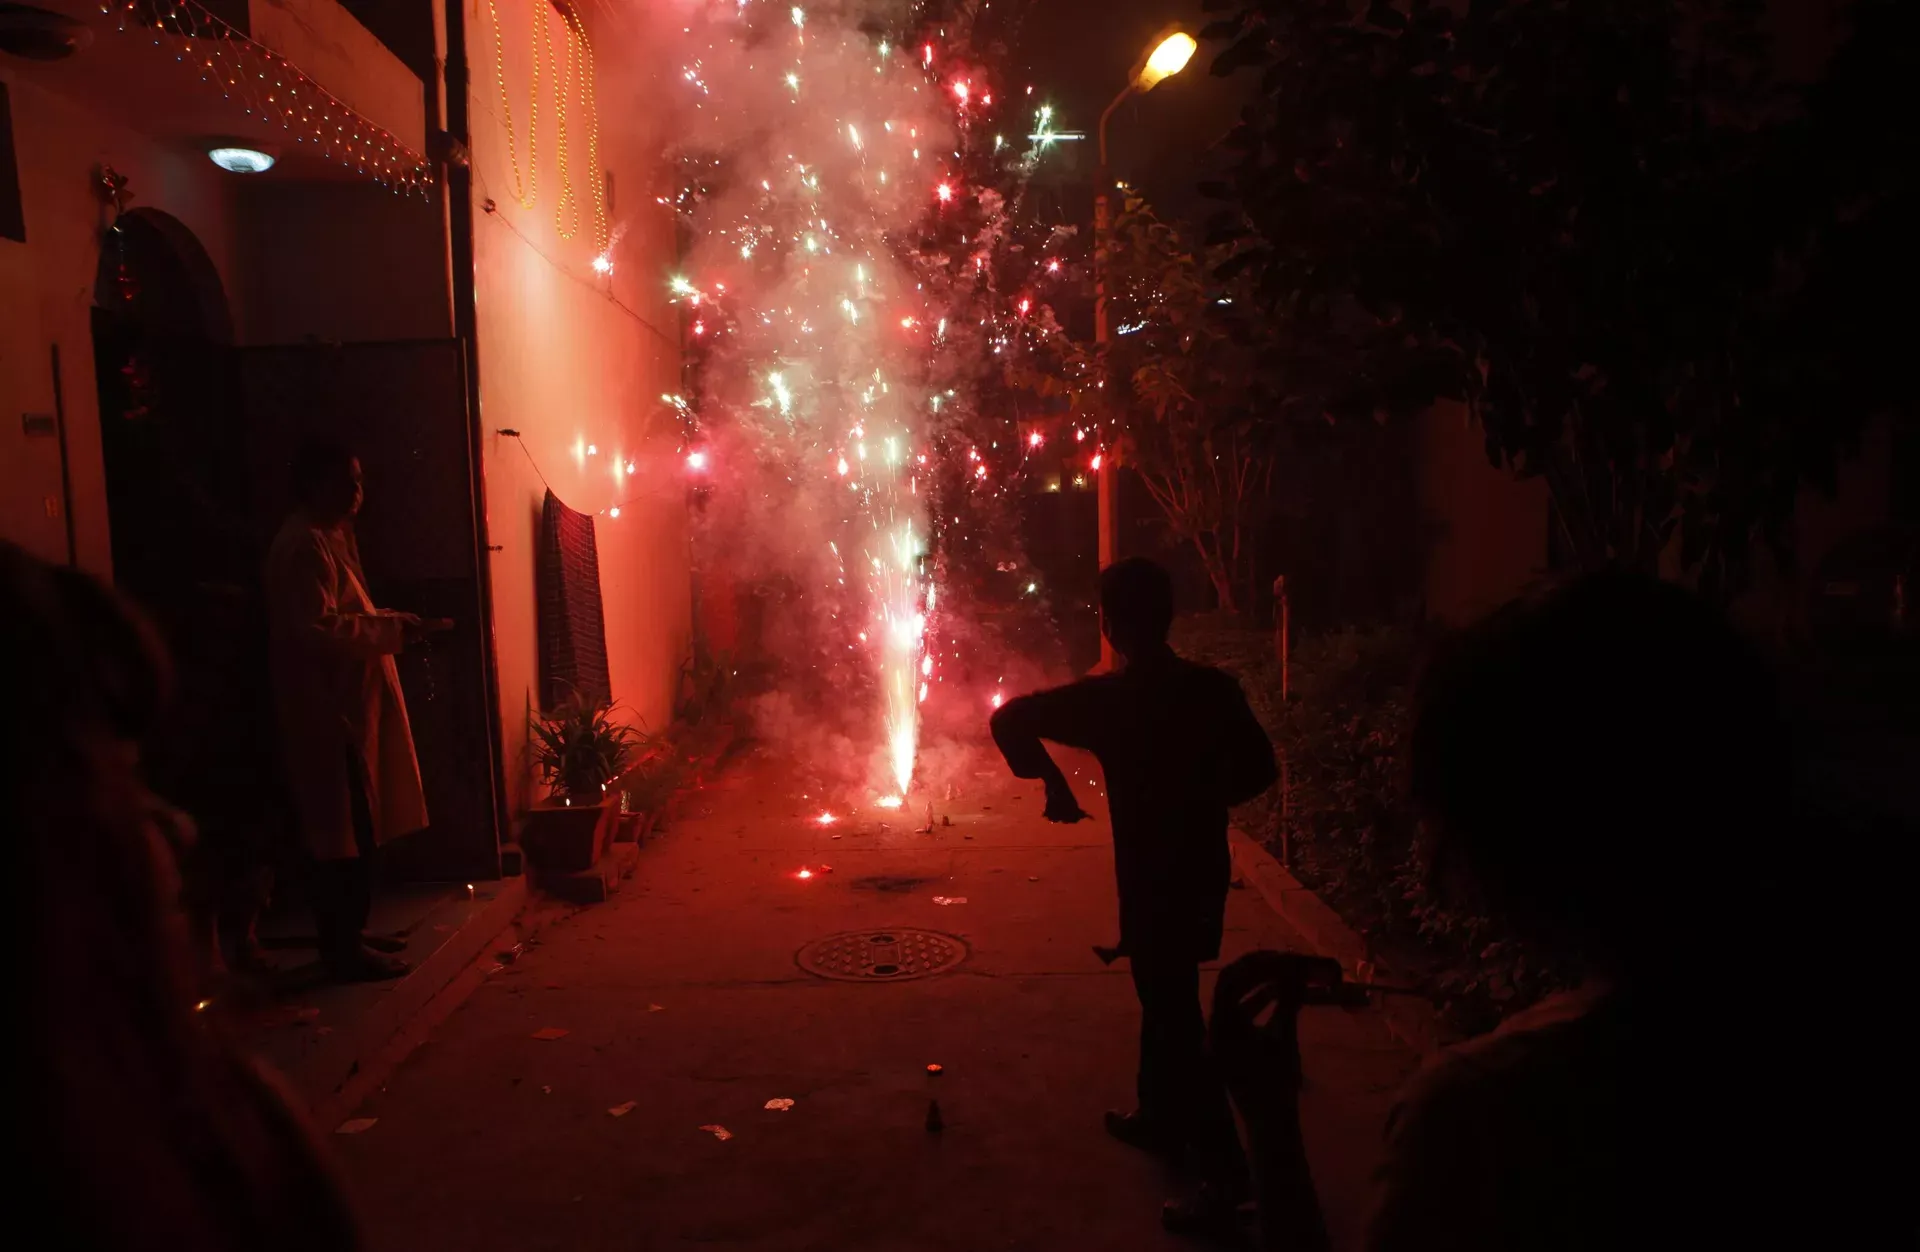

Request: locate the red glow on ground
(796, 868), (813, 879)
(877, 795), (904, 809)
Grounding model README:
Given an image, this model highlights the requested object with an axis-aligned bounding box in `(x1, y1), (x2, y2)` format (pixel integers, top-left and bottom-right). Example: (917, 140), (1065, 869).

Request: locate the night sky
(1001, 0), (1250, 223)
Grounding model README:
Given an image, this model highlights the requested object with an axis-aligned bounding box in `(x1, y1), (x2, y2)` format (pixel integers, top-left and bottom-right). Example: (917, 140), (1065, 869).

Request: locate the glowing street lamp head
(1136, 31), (1197, 90)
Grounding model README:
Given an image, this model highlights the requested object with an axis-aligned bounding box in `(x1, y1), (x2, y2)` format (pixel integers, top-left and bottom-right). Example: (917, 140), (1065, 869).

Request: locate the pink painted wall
(0, 67), (242, 577)
(461, 0), (690, 810)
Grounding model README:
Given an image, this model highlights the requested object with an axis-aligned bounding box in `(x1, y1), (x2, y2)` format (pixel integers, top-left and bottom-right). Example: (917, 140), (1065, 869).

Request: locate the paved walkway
(334, 742), (1415, 1251)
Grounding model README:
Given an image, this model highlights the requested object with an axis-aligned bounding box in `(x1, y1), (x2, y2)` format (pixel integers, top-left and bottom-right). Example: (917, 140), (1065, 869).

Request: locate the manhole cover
(795, 930), (969, 982)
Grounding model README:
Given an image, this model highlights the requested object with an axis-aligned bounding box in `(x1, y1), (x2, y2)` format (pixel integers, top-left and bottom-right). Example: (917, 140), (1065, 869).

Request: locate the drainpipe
(442, 0), (511, 871)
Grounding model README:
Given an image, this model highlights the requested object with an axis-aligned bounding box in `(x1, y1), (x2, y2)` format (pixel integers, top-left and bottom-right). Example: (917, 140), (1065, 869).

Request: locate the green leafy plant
(530, 695), (641, 804)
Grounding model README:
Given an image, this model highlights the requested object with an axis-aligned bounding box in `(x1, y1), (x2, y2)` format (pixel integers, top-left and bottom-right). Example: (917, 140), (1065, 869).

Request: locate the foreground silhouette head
(5, 541), (359, 1249)
(1410, 570), (1783, 975)
(1100, 558), (1175, 659)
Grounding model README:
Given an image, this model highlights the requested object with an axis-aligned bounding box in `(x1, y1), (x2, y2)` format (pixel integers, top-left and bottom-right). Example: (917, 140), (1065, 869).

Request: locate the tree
(1026, 197), (1278, 613)
(1198, 0), (1915, 597)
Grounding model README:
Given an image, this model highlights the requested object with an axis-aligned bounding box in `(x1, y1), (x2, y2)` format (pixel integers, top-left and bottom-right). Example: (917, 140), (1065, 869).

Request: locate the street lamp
(1092, 27), (1197, 670)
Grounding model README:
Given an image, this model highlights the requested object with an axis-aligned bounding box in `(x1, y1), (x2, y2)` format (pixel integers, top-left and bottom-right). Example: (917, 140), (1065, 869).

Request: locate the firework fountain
(663, 3), (978, 804)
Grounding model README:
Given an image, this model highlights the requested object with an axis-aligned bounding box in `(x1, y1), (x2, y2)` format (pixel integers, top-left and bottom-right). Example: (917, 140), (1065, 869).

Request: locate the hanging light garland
(102, 0), (432, 195)
(487, 0), (542, 209)
(486, 0), (609, 254)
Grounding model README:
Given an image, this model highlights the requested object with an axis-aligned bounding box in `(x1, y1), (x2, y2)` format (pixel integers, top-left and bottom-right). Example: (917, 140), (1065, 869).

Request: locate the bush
(1176, 617), (1573, 1037)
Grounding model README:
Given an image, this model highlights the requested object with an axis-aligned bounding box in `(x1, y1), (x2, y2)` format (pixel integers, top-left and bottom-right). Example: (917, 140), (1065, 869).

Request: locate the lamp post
(1093, 29), (1197, 670)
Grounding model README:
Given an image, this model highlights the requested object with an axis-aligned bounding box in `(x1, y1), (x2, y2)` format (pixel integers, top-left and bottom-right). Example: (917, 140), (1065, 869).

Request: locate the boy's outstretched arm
(989, 683), (1102, 823)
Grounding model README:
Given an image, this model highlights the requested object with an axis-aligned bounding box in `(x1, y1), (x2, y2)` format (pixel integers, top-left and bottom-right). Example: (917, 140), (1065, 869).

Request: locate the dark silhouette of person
(1208, 571), (1836, 1252)
(4, 541), (363, 1251)
(265, 439), (447, 981)
(991, 557), (1278, 1236)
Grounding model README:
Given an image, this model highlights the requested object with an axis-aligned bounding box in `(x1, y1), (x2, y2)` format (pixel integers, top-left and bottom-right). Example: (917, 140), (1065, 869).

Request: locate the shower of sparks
(669, 5), (991, 801)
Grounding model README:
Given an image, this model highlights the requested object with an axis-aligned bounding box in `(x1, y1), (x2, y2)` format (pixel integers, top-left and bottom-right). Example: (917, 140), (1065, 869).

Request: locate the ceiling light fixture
(208, 146), (276, 174)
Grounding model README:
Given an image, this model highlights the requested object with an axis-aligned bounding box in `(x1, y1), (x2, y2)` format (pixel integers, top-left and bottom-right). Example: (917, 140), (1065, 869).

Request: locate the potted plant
(521, 695), (640, 874)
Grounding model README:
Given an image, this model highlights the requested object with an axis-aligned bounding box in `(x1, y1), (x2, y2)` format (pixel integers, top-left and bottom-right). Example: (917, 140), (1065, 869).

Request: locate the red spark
(1017, 297), (1032, 315)
(923, 43), (933, 66)
(935, 182), (954, 203)
(991, 691), (1004, 709)
(796, 868), (814, 879)
(1046, 258), (1061, 273)
(686, 450), (709, 471)
(1091, 454), (1104, 470)
(692, 321), (706, 335)
(1027, 430), (1043, 448)
(953, 80), (970, 104)
(816, 812), (838, 825)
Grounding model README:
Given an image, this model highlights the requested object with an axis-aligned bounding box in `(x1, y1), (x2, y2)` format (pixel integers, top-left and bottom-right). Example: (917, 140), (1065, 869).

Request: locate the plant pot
(612, 810), (655, 845)
(520, 799), (615, 874)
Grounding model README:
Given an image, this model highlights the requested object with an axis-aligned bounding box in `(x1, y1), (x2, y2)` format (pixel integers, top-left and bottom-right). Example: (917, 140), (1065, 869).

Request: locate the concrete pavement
(333, 742), (1416, 1251)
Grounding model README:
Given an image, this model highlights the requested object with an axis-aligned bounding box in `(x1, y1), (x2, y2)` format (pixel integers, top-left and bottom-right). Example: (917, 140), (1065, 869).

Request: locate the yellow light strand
(487, 0), (540, 209)
(575, 13), (609, 253)
(553, 10), (579, 240)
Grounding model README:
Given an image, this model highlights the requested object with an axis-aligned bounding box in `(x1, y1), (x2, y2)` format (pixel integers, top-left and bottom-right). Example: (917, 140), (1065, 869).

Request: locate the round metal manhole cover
(795, 929), (969, 982)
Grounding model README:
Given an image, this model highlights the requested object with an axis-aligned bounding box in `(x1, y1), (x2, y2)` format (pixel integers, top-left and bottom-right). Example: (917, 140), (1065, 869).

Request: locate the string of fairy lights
(485, 0), (610, 254)
(99, 0), (432, 194)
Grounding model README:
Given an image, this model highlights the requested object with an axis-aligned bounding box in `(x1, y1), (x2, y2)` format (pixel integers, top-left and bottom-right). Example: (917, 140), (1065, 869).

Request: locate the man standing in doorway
(990, 557), (1279, 1237)
(266, 439), (445, 982)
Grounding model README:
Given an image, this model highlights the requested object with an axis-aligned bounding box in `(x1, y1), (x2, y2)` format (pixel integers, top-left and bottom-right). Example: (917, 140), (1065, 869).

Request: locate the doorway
(90, 207), (290, 924)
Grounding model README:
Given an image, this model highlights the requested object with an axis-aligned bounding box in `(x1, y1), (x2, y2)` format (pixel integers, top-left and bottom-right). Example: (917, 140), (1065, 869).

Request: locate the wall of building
(2, 0), (442, 576)
(0, 66), (242, 577)
(1417, 401), (1550, 626)
(231, 179), (448, 345)
(461, 0), (690, 810)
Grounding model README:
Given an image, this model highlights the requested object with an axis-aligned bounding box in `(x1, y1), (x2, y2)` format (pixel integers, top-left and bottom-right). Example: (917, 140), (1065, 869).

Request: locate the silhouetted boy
(990, 557), (1278, 1235)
